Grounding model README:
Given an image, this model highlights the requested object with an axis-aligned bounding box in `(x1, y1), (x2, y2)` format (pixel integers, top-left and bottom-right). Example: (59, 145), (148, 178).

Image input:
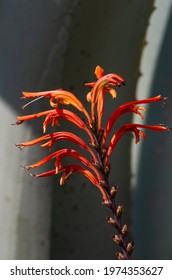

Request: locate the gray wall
(1, 0), (171, 260)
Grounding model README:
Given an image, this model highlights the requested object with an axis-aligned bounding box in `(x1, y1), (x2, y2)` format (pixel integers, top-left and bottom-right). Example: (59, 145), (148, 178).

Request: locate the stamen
(160, 96), (168, 108)
(21, 96), (44, 110)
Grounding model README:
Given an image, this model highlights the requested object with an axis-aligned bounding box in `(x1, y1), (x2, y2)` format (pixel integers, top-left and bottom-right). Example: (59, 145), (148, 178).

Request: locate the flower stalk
(15, 66), (170, 259)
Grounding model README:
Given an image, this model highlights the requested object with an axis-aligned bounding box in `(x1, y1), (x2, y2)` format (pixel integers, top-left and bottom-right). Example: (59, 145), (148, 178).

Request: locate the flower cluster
(15, 66), (169, 259)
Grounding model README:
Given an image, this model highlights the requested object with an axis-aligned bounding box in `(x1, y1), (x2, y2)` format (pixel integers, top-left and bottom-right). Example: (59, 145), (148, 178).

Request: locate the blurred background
(0, 0), (171, 260)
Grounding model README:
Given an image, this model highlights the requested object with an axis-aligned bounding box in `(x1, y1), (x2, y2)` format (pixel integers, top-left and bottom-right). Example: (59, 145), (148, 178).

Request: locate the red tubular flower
(102, 95), (164, 147)
(23, 148), (100, 180)
(16, 131), (98, 164)
(16, 108), (95, 145)
(22, 147), (107, 198)
(105, 123), (169, 166)
(31, 164), (107, 201)
(21, 89), (92, 127)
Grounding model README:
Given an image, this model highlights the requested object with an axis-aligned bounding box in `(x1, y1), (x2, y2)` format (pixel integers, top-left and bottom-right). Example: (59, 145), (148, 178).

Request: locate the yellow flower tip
(21, 91), (31, 98)
(43, 125), (47, 134)
(59, 177), (63, 185)
(55, 166), (59, 174)
(108, 88), (117, 99)
(59, 169), (72, 185)
(86, 91), (92, 102)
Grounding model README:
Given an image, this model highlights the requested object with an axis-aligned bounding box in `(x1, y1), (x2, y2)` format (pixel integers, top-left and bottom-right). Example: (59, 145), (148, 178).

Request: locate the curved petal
(59, 164), (107, 201)
(23, 149), (66, 169)
(16, 109), (55, 124)
(48, 109), (95, 144)
(87, 73), (125, 121)
(97, 90), (105, 130)
(105, 123), (169, 166)
(23, 147), (101, 184)
(54, 149), (101, 181)
(17, 109), (95, 145)
(22, 89), (92, 126)
(31, 164), (107, 201)
(102, 95), (163, 147)
(15, 131), (98, 163)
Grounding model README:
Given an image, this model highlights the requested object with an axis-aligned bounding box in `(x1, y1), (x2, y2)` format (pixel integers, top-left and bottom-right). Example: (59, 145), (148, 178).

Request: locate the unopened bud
(106, 216), (118, 228)
(121, 224), (128, 236)
(116, 205), (124, 217)
(115, 252), (126, 260)
(110, 186), (118, 197)
(112, 234), (122, 245)
(126, 241), (135, 254)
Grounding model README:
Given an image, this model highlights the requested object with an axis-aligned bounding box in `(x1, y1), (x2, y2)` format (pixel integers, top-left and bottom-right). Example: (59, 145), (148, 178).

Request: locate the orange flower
(105, 123), (170, 166)
(31, 164), (107, 201)
(16, 108), (95, 145)
(102, 95), (163, 147)
(21, 89), (92, 127)
(85, 66), (125, 129)
(23, 148), (100, 179)
(16, 131), (98, 164)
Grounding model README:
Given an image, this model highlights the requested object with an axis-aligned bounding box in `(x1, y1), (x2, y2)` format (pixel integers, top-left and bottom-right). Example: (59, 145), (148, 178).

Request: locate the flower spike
(15, 65), (169, 260)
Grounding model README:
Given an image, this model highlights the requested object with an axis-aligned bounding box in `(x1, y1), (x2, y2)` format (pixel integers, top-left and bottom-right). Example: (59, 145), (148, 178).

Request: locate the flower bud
(115, 252), (126, 260)
(106, 216), (118, 227)
(110, 186), (118, 197)
(126, 241), (135, 254)
(121, 224), (128, 236)
(112, 234), (122, 245)
(116, 205), (124, 217)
